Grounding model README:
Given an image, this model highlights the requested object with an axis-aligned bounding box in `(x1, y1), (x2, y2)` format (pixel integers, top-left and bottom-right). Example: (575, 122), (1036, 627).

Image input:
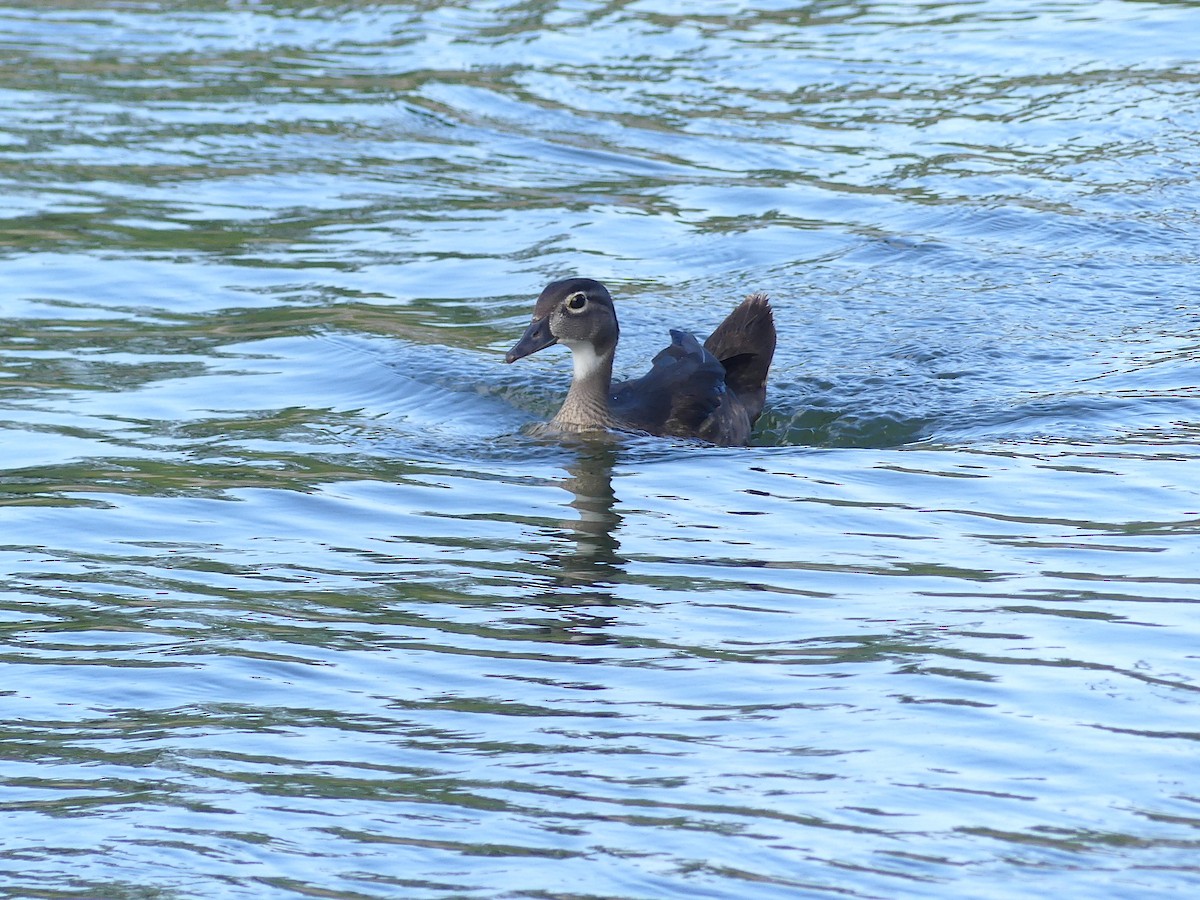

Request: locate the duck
(505, 277), (775, 446)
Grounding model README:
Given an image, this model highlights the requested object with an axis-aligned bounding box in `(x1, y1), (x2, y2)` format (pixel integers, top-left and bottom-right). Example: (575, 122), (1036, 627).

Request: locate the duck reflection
(554, 441), (623, 588)
(534, 440), (626, 640)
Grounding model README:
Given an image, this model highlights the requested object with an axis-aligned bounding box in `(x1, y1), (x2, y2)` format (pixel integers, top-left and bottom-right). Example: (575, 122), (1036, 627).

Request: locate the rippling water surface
(3, 1), (1200, 897)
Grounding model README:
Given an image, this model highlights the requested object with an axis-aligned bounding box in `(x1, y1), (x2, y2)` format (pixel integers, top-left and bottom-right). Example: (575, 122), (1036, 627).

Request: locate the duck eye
(566, 292), (588, 313)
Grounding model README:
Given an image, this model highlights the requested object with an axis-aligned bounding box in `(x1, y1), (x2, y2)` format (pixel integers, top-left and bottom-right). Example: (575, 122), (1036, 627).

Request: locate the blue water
(3, 1), (1200, 898)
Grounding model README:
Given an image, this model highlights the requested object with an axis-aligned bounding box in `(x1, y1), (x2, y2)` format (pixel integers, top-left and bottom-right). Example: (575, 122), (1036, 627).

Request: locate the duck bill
(505, 315), (557, 363)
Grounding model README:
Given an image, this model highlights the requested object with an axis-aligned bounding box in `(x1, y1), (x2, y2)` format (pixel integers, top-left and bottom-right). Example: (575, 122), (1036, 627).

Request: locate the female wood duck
(506, 278), (775, 446)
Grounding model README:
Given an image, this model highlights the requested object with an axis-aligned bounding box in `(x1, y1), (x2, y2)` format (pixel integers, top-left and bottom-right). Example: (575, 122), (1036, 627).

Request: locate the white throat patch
(566, 342), (607, 382)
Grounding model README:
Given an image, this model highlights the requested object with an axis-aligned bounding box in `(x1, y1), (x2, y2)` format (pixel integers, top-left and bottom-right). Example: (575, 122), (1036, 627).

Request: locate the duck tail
(704, 292), (776, 413)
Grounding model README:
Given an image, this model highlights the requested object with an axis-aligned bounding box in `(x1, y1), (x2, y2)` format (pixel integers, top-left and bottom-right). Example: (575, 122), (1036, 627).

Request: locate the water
(3, 1), (1200, 897)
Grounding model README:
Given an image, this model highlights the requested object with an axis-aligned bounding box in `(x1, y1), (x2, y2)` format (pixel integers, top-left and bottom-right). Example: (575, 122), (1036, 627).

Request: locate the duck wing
(610, 329), (727, 437)
(703, 292), (775, 424)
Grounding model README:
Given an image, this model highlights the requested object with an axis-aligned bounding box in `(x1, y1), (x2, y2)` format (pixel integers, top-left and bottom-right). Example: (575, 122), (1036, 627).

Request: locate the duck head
(505, 278), (619, 365)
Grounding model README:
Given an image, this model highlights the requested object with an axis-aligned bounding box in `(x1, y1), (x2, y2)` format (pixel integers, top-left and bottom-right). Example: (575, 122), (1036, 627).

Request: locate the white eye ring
(565, 292), (588, 313)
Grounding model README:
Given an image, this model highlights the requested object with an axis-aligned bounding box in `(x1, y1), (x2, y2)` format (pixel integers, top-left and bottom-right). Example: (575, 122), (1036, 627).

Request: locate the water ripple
(4, 1), (1200, 898)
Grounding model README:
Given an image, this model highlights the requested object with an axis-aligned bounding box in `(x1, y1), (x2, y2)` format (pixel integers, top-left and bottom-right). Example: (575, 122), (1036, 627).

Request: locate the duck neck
(552, 342), (616, 429)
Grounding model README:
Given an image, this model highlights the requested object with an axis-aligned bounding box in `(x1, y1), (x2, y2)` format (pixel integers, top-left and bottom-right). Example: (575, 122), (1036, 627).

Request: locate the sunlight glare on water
(2, 1), (1200, 898)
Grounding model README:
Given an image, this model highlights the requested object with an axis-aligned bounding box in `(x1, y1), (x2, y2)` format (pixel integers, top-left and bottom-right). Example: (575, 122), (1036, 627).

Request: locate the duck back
(610, 330), (727, 438)
(611, 293), (775, 446)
